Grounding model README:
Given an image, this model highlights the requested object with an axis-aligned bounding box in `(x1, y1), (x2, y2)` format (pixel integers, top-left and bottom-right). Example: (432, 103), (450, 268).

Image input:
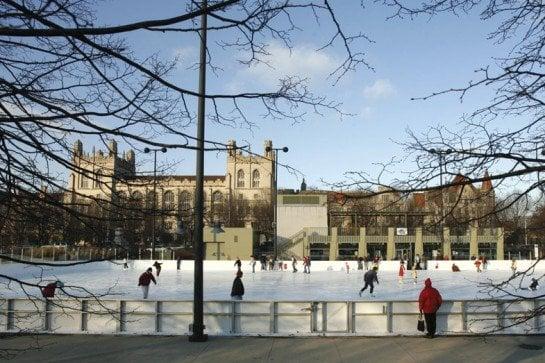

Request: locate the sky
(85, 0), (513, 191)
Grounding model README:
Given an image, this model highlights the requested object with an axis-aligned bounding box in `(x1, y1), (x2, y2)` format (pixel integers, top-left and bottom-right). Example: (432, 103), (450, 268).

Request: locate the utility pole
(189, 0), (208, 343)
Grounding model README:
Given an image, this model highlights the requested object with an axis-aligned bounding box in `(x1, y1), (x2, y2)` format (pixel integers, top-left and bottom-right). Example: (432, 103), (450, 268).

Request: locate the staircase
(278, 229), (307, 260)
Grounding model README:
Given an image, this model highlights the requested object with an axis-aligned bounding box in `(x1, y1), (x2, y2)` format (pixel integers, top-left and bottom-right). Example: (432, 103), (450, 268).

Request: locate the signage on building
(396, 227), (408, 236)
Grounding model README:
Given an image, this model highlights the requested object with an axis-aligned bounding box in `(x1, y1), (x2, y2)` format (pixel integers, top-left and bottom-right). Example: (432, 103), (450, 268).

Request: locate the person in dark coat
(176, 255), (182, 271)
(231, 270), (244, 300)
(451, 263), (460, 272)
(359, 267), (379, 296)
(138, 268), (157, 299)
(152, 261), (162, 276)
(357, 256), (364, 270)
(260, 255), (267, 270)
(529, 278), (539, 291)
(234, 257), (242, 271)
(418, 278), (443, 338)
(41, 280), (64, 298)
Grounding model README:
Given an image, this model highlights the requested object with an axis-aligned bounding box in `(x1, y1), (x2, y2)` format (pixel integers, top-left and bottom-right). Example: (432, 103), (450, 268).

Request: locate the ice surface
(1, 261), (542, 301)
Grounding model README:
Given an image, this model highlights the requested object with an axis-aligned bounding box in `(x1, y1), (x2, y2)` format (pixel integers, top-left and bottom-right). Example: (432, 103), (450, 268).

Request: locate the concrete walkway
(2, 335), (544, 362)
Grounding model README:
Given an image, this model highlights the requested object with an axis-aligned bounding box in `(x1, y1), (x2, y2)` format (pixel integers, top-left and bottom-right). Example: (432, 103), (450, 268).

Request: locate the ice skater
(345, 261), (350, 274)
(511, 258), (517, 275)
(41, 280), (64, 298)
(138, 267), (156, 299)
(260, 255), (267, 271)
(412, 264), (418, 284)
(176, 255), (182, 270)
(482, 256), (488, 271)
(418, 278), (443, 339)
(122, 257), (129, 269)
(474, 258), (482, 273)
(231, 270), (244, 300)
(415, 254), (421, 270)
(529, 278), (539, 291)
(359, 267), (379, 297)
(292, 256), (298, 273)
(303, 256), (309, 274)
(250, 255), (256, 273)
(234, 257), (242, 272)
(451, 263), (460, 272)
(357, 256), (364, 270)
(153, 260), (162, 276)
(278, 259), (284, 271)
(398, 260), (405, 284)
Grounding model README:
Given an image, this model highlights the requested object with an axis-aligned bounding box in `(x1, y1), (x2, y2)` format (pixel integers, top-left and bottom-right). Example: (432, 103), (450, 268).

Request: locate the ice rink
(1, 260), (543, 301)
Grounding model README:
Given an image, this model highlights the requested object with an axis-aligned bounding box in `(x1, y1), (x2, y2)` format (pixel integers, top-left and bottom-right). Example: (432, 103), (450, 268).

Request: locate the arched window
(212, 191), (223, 204)
(237, 169), (245, 188)
(163, 190), (175, 210)
(80, 174), (90, 189)
(94, 169), (103, 188)
(252, 169), (260, 188)
(179, 191), (191, 213)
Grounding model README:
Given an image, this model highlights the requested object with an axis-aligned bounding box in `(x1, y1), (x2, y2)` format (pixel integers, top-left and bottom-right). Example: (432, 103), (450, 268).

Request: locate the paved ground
(2, 335), (544, 362)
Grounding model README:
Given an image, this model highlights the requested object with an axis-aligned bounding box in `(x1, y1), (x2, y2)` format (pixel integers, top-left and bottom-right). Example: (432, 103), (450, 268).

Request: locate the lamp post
(190, 0), (208, 343)
(144, 146), (167, 259)
(211, 221), (225, 261)
(430, 148), (453, 259)
(265, 145), (289, 260)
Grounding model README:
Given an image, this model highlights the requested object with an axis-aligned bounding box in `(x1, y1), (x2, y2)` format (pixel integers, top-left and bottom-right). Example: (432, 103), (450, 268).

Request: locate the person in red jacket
(138, 267), (157, 299)
(41, 280), (64, 298)
(418, 278), (443, 338)
(398, 261), (405, 284)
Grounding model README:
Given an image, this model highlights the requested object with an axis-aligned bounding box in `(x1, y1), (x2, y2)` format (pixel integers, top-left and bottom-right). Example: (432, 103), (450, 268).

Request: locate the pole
(438, 153), (446, 258)
(190, 0), (208, 343)
(152, 150), (157, 259)
(273, 150), (278, 260)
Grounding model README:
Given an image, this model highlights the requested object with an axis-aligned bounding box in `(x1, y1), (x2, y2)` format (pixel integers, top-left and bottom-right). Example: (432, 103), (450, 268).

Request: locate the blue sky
(88, 0), (512, 190)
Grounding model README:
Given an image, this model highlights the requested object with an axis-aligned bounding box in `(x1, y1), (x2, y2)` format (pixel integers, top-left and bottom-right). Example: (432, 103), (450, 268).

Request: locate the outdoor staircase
(277, 229), (307, 260)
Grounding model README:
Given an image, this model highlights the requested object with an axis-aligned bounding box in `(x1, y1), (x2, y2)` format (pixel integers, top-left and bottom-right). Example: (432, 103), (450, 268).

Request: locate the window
(212, 191), (223, 204)
(237, 169), (245, 188)
(163, 191), (175, 210)
(94, 169), (103, 188)
(80, 174), (90, 189)
(234, 235), (238, 243)
(252, 169), (260, 188)
(179, 191), (191, 212)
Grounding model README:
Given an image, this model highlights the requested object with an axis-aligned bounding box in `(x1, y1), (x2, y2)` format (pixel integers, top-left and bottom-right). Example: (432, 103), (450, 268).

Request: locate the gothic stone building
(65, 139), (275, 242)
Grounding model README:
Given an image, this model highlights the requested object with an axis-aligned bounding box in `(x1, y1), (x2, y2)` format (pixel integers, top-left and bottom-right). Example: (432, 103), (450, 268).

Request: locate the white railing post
(20, 248), (24, 260)
(64, 246), (67, 261)
(161, 249), (164, 260)
(114, 248), (117, 260)
(461, 301), (468, 332)
(387, 302), (393, 333)
(138, 249), (141, 260)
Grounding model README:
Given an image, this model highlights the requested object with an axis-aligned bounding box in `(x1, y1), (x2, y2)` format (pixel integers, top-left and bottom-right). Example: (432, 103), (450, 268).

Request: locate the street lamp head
(282, 146), (289, 153)
(429, 148), (437, 154)
(265, 146), (272, 152)
(161, 147), (167, 153)
(144, 147), (150, 153)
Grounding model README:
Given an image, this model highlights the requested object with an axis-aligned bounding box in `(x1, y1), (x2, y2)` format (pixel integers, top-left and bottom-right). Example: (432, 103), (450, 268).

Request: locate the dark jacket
(231, 277), (244, 297)
(364, 269), (378, 284)
(138, 272), (157, 286)
(41, 283), (57, 298)
(419, 278), (443, 314)
(234, 259), (242, 268)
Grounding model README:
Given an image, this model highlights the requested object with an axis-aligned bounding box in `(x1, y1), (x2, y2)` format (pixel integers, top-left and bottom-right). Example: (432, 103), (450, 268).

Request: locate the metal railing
(1, 298), (542, 336)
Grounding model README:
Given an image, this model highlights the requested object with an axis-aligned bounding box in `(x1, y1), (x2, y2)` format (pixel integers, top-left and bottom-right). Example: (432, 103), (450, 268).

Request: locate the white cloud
(363, 79), (396, 100)
(238, 42), (338, 88)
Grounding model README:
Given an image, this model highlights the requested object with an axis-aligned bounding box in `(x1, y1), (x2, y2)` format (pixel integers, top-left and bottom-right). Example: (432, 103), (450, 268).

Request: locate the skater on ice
(357, 256), (364, 270)
(292, 256), (298, 273)
(345, 261), (350, 274)
(122, 257), (129, 269)
(278, 259), (284, 271)
(412, 265), (418, 284)
(250, 255), (256, 273)
(260, 255), (267, 270)
(529, 278), (539, 291)
(231, 270), (244, 300)
(176, 255), (182, 270)
(418, 278), (443, 339)
(138, 267), (156, 299)
(41, 280), (64, 298)
(482, 256), (488, 271)
(359, 266), (379, 297)
(451, 263), (460, 272)
(398, 260), (405, 284)
(303, 256), (310, 274)
(415, 254), (421, 270)
(511, 258), (517, 275)
(474, 258), (482, 273)
(234, 257), (242, 272)
(153, 260), (162, 277)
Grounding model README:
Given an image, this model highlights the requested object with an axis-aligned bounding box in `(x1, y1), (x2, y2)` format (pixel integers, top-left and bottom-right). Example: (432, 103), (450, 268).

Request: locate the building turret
(264, 140), (273, 158)
(73, 140), (83, 157)
(227, 140), (237, 157)
(301, 178), (307, 192)
(108, 140), (118, 156)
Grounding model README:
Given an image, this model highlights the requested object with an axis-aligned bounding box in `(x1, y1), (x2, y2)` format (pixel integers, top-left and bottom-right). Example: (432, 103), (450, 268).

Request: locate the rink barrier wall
(1, 298), (544, 336)
(1, 259), (544, 273)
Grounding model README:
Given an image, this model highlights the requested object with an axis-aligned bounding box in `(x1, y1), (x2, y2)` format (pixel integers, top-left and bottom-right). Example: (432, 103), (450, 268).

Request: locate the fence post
(81, 300), (88, 332)
(270, 302), (277, 334)
(461, 301), (468, 332)
(10, 247), (13, 259)
(156, 301), (162, 333)
(41, 246), (44, 260)
(65, 246), (67, 261)
(52, 247), (55, 261)
(30, 247), (33, 262)
(119, 301), (126, 332)
(387, 302), (393, 333)
(534, 299), (541, 333)
(44, 299), (51, 332)
(20, 248), (24, 260)
(6, 299), (14, 330)
(114, 248), (117, 260)
(102, 249), (105, 260)
(89, 249), (92, 260)
(497, 301), (505, 330)
(231, 301), (236, 334)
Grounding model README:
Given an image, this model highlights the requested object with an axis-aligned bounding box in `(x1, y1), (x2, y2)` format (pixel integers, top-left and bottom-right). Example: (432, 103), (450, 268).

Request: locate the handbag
(417, 314), (425, 332)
